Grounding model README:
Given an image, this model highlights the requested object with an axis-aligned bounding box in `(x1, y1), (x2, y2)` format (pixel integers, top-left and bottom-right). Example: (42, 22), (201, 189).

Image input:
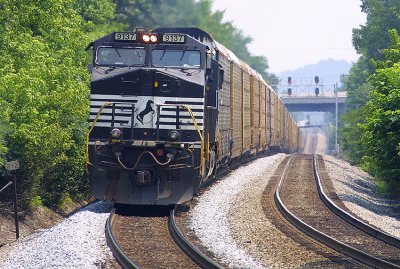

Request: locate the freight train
(86, 27), (298, 205)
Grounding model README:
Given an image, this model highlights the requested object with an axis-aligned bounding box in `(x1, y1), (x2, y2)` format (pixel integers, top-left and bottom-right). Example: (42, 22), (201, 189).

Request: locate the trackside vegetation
(0, 0), (120, 209)
(340, 0), (400, 194)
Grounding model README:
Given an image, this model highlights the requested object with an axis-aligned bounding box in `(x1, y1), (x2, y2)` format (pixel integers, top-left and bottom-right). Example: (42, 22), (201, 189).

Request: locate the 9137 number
(162, 34), (185, 43)
(114, 32), (136, 41)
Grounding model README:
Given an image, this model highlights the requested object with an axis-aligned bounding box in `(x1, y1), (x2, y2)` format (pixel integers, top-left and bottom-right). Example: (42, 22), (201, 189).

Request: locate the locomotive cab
(87, 28), (221, 205)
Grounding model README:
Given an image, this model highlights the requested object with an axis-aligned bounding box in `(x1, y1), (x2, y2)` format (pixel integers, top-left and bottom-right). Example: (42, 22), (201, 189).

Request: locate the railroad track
(105, 206), (223, 269)
(275, 153), (400, 269)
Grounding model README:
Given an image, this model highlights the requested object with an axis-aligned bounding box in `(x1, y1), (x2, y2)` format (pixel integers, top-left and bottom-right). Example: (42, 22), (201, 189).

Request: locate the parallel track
(105, 207), (223, 268)
(314, 155), (400, 249)
(275, 154), (400, 269)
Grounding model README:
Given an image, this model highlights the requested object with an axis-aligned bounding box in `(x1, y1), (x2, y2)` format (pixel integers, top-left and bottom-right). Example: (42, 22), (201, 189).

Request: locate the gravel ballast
(189, 154), (288, 269)
(189, 153), (336, 268)
(323, 155), (400, 238)
(0, 201), (114, 269)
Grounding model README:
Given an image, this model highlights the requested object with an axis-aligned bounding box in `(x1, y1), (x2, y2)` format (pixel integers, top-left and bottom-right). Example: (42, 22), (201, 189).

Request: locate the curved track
(105, 207), (223, 268)
(168, 208), (224, 269)
(275, 154), (400, 269)
(314, 155), (400, 249)
(105, 209), (140, 269)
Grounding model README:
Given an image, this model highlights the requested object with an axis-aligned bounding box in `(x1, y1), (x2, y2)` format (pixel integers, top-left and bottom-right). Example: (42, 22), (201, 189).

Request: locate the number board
(114, 32), (137, 41)
(162, 34), (185, 43)
(5, 161), (19, 171)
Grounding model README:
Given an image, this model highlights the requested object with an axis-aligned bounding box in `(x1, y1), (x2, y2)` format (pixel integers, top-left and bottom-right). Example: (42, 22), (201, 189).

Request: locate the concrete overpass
(280, 92), (347, 114)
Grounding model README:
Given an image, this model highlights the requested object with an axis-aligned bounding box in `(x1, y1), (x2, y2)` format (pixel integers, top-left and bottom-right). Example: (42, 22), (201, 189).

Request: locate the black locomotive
(86, 28), (298, 205)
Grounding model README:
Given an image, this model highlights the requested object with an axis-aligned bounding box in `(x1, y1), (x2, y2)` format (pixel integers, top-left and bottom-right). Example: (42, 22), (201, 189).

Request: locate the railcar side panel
(260, 84), (267, 149)
(276, 92), (281, 147)
(242, 70), (251, 153)
(283, 109), (289, 149)
(253, 77), (260, 151)
(266, 85), (271, 146)
(231, 62), (243, 158)
(270, 90), (277, 146)
(277, 93), (282, 147)
(217, 53), (232, 162)
(278, 98), (284, 148)
(250, 75), (254, 150)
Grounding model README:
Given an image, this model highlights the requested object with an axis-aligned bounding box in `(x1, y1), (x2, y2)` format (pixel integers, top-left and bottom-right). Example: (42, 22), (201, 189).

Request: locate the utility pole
(334, 83), (339, 155)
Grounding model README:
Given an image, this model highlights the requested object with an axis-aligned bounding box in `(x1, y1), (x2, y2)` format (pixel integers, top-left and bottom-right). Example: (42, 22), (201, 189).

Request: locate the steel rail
(168, 208), (224, 269)
(314, 154), (400, 248)
(274, 154), (400, 269)
(105, 209), (141, 269)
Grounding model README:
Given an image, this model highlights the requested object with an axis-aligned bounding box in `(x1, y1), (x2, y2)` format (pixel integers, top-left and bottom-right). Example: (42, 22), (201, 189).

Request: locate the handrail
(180, 104), (205, 177)
(85, 101), (112, 173)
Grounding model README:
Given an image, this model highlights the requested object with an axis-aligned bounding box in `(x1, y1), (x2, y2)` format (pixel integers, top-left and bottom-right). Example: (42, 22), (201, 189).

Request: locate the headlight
(150, 34), (158, 42)
(141, 33), (158, 43)
(142, 34), (150, 42)
(168, 130), (180, 141)
(110, 128), (122, 139)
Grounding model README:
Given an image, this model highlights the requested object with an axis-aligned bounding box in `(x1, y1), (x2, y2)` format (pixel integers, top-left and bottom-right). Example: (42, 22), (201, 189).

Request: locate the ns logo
(133, 99), (156, 127)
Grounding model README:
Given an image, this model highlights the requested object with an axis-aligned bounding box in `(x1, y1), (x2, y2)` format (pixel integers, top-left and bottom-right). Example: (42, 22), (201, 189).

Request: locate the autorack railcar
(86, 27), (298, 205)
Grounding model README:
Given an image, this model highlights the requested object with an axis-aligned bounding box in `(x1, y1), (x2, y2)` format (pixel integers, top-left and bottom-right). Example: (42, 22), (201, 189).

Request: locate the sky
(211, 0), (367, 74)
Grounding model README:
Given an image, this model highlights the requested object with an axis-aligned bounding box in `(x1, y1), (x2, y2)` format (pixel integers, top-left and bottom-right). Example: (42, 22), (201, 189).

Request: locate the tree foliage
(113, 0), (277, 83)
(0, 100), (9, 168)
(339, 108), (367, 165)
(0, 0), (117, 208)
(361, 30), (400, 188)
(353, 0), (400, 63)
(340, 0), (400, 172)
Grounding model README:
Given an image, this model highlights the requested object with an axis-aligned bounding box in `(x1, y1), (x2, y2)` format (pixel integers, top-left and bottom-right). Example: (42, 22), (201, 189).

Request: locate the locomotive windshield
(95, 47), (146, 66)
(151, 49), (200, 68)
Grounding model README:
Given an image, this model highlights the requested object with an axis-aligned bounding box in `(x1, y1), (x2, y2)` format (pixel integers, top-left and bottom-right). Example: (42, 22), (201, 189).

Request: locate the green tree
(0, 100), (9, 167)
(345, 0), (400, 108)
(0, 0), (117, 208)
(340, 0), (400, 164)
(113, 0), (276, 83)
(361, 30), (400, 189)
(339, 107), (367, 164)
(353, 0), (400, 64)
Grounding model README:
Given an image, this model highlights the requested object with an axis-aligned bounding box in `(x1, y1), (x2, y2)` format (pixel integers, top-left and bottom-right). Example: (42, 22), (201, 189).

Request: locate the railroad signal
(288, 76), (292, 85)
(315, 87), (320, 96)
(314, 76), (319, 84)
(288, 88), (292, 96)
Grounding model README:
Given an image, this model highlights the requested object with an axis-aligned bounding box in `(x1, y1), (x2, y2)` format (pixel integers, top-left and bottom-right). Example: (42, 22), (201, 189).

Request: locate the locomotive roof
(159, 28), (269, 86)
(153, 27), (214, 43)
(90, 27), (270, 87)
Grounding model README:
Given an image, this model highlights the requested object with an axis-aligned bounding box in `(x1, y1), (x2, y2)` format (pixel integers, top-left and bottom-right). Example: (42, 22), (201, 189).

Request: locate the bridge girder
(285, 103), (346, 114)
